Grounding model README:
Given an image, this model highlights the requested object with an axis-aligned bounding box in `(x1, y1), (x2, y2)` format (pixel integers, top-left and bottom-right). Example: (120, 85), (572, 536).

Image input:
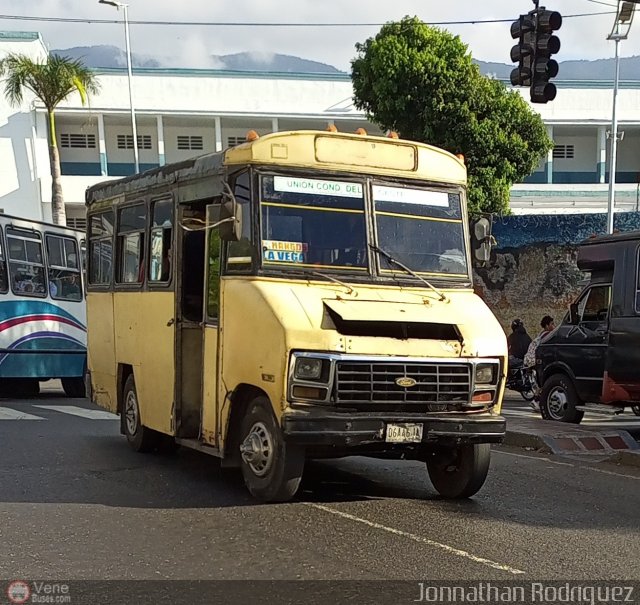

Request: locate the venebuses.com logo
(6, 581), (31, 604)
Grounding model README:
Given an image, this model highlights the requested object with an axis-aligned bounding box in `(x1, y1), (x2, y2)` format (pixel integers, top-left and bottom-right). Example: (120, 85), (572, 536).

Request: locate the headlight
(295, 357), (323, 380)
(475, 364), (496, 385)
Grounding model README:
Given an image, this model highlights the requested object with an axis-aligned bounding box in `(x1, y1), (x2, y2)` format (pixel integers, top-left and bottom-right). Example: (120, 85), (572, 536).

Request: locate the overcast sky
(0, 0), (635, 70)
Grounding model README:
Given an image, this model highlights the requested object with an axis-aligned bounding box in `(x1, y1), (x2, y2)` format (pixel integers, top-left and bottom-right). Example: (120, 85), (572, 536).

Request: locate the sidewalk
(504, 413), (640, 467)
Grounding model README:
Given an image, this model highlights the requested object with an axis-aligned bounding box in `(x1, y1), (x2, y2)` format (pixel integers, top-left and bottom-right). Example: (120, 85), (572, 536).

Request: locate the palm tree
(0, 53), (100, 225)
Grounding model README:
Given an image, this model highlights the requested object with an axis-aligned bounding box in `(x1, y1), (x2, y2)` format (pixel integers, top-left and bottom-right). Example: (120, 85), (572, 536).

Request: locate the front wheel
(239, 396), (304, 502)
(62, 377), (87, 398)
(540, 374), (584, 424)
(632, 405), (640, 417)
(426, 443), (491, 499)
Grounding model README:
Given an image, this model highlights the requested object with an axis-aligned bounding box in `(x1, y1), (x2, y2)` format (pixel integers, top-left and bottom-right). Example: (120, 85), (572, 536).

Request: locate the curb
(609, 450), (640, 468)
(503, 429), (551, 454)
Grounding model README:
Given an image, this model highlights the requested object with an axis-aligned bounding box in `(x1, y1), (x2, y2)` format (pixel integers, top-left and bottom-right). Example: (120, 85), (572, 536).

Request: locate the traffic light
(509, 5), (562, 104)
(510, 13), (536, 87)
(531, 9), (562, 103)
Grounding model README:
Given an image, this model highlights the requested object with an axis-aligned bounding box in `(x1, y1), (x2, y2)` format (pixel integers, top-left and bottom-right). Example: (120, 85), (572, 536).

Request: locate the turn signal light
(292, 386), (327, 400)
(326, 124), (338, 132)
(246, 130), (260, 142)
(456, 153), (465, 164)
(355, 128), (367, 135)
(387, 131), (399, 139)
(472, 391), (493, 403)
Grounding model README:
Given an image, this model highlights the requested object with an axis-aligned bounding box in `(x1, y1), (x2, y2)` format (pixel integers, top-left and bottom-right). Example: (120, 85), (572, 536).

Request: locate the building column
(214, 117), (223, 152)
(97, 113), (108, 176)
(271, 117), (279, 133)
(545, 125), (554, 184)
(597, 126), (607, 184)
(156, 115), (165, 166)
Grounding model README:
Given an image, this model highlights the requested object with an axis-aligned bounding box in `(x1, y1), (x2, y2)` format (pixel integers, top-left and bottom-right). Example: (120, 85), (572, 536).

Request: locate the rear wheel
(426, 443), (491, 499)
(239, 396), (304, 502)
(540, 374), (584, 424)
(122, 374), (161, 452)
(62, 377), (87, 398)
(632, 405), (640, 417)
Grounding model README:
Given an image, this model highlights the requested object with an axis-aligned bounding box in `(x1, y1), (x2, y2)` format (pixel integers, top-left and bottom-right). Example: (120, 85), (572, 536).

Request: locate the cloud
(0, 0), (633, 71)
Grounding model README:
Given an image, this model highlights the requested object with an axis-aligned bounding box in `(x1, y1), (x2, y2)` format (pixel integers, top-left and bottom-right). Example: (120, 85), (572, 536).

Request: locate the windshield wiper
(288, 268), (355, 294)
(369, 244), (448, 302)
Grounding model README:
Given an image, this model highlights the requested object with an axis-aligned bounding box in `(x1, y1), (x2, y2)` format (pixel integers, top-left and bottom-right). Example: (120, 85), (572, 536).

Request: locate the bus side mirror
(219, 198), (242, 242)
(568, 303), (580, 325)
(471, 216), (495, 267)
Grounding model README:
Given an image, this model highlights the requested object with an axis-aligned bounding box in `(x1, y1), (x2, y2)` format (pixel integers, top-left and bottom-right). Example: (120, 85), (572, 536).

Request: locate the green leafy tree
(0, 53), (100, 225)
(351, 17), (553, 215)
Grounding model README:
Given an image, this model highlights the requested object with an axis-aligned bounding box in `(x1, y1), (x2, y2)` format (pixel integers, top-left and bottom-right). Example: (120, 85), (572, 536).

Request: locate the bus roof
(86, 130), (466, 206)
(0, 213), (84, 237)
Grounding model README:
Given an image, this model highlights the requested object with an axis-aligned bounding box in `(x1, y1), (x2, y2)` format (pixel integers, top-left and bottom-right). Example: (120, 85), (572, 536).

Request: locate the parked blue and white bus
(0, 214), (86, 397)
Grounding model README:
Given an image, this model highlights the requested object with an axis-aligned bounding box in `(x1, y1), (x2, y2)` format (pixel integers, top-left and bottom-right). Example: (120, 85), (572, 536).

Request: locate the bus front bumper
(281, 409), (505, 448)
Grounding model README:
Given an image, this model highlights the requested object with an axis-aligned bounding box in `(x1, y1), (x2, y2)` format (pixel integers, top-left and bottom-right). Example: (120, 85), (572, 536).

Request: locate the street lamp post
(606, 1), (640, 234)
(98, 0), (139, 174)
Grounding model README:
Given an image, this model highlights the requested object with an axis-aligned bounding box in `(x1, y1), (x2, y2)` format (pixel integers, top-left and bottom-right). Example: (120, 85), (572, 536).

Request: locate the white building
(1, 30), (639, 228)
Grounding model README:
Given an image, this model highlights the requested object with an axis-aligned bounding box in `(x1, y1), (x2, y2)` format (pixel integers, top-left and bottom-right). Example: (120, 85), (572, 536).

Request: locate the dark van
(536, 230), (640, 423)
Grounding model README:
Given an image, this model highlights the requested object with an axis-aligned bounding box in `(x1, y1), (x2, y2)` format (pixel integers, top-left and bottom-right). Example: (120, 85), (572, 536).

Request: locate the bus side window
(117, 204), (146, 285)
(149, 200), (173, 283)
(225, 171), (253, 273)
(6, 229), (46, 297)
(206, 203), (221, 320)
(46, 234), (82, 301)
(88, 212), (114, 286)
(0, 235), (8, 293)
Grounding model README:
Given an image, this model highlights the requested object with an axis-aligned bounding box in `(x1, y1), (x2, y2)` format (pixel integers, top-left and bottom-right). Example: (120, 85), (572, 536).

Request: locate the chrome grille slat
(335, 361), (471, 411)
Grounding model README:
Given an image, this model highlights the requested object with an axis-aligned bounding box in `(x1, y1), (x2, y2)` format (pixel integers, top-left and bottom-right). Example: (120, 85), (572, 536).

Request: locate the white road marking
(305, 502), (526, 575)
(495, 450), (640, 480)
(33, 405), (117, 420)
(0, 407), (45, 420)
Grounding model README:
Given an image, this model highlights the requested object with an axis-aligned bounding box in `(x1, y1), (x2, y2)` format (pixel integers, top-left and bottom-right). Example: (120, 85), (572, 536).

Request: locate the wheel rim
(547, 386), (568, 420)
(240, 421), (274, 477)
(124, 390), (139, 436)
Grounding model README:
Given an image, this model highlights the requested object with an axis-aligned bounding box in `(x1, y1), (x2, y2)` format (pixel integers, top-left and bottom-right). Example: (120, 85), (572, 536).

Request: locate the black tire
(239, 396), (304, 503)
(62, 377), (87, 398)
(540, 374), (584, 424)
(520, 389), (535, 402)
(426, 443), (491, 499)
(8, 378), (40, 398)
(122, 374), (161, 453)
(632, 405), (640, 417)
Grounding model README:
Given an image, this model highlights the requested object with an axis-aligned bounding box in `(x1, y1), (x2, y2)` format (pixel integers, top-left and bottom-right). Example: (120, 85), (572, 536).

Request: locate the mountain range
(51, 44), (640, 80)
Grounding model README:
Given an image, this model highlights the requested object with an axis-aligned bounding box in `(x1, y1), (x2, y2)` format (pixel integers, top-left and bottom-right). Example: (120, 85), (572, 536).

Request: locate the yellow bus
(85, 129), (507, 503)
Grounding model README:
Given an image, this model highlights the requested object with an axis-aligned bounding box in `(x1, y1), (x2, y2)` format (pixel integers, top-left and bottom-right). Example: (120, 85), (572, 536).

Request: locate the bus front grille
(334, 361), (471, 412)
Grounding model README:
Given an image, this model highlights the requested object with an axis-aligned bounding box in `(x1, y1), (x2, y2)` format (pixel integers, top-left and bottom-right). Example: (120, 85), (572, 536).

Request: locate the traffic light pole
(607, 34), (622, 235)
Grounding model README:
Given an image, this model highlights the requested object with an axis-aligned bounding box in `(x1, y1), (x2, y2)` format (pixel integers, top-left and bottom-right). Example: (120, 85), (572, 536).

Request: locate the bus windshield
(373, 184), (468, 277)
(259, 173), (468, 278)
(260, 174), (367, 271)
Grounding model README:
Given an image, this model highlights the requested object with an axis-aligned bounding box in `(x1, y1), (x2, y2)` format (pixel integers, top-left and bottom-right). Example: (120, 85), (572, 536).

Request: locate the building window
(227, 136), (246, 147)
(553, 144), (575, 160)
(88, 212), (114, 285)
(177, 135), (204, 151)
(117, 134), (153, 150)
(66, 217), (87, 231)
(61, 133), (96, 149)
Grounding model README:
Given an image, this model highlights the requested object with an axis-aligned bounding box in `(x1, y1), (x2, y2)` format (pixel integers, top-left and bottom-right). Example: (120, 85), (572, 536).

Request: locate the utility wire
(0, 11), (617, 27)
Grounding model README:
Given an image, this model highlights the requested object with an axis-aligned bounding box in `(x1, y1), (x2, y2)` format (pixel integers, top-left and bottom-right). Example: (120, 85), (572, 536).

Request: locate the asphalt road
(502, 391), (640, 440)
(1, 389), (639, 587)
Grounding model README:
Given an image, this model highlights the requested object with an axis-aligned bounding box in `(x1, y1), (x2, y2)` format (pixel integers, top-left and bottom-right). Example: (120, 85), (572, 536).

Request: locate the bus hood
(244, 280), (506, 360)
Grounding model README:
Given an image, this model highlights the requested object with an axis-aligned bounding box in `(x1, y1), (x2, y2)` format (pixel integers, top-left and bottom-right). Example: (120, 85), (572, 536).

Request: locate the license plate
(385, 423), (423, 443)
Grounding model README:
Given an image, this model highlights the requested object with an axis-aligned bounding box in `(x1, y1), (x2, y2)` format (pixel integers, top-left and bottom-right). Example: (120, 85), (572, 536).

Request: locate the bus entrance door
(175, 205), (206, 439)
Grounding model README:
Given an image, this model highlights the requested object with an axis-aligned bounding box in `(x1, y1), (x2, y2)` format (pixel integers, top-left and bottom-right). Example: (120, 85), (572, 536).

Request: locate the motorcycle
(506, 364), (539, 402)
